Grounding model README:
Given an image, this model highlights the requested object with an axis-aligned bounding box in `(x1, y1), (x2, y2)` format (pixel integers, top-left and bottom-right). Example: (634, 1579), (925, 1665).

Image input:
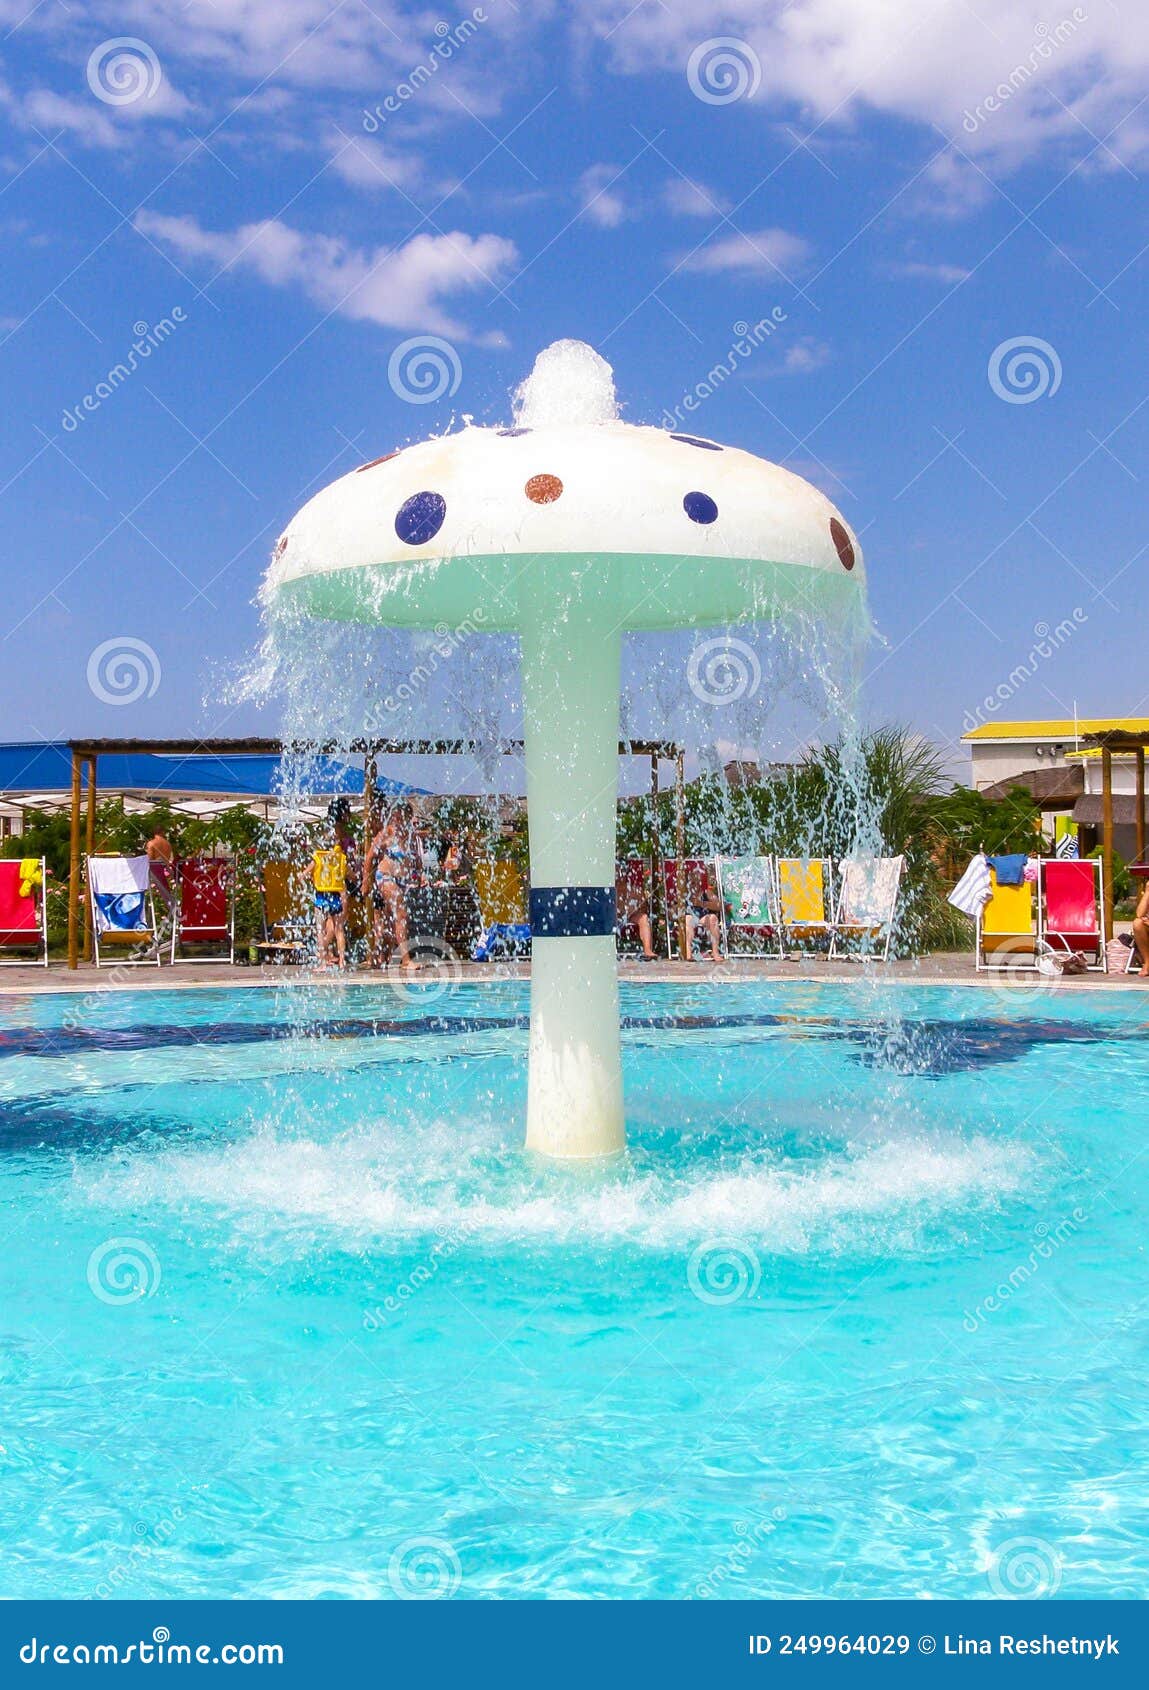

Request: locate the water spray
(264, 340), (866, 1158)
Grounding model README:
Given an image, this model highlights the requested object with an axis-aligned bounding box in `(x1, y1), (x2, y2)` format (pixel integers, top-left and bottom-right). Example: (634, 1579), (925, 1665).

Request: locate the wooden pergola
(1080, 729), (1149, 933)
(65, 735), (689, 968)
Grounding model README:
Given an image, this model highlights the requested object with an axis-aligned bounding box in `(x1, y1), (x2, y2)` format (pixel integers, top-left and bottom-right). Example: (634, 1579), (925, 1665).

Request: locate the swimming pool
(1, 978), (1145, 1600)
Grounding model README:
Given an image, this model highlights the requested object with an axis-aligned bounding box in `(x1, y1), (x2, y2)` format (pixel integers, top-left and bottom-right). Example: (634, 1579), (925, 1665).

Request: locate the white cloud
(912, 151), (995, 219)
(326, 129), (425, 193)
(682, 227), (810, 277)
(661, 176), (729, 217)
(783, 336), (831, 373)
(7, 0), (1148, 189)
(0, 66), (190, 150)
(577, 163), (630, 227)
(580, 0), (1149, 177)
(89, 1), (454, 90)
(134, 212), (518, 342)
(890, 258), (972, 283)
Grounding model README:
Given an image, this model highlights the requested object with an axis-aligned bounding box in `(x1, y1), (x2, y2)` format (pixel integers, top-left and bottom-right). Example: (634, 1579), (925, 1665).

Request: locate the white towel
(948, 852), (991, 919)
(89, 855), (152, 934)
(88, 855), (150, 897)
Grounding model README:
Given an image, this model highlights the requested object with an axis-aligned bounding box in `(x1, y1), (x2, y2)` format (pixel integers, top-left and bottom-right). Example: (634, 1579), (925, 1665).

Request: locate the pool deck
(0, 953), (1145, 993)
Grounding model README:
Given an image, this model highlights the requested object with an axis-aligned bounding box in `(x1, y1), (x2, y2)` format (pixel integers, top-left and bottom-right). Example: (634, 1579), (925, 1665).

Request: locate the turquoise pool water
(1, 978), (1146, 1601)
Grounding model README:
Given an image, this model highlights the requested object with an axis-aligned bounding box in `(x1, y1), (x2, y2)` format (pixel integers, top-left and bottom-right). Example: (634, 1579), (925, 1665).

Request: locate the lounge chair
(615, 857), (653, 954)
(87, 855), (161, 967)
(661, 858), (715, 958)
(1040, 858), (1106, 970)
(715, 855), (783, 958)
(976, 867), (1036, 971)
(255, 860), (312, 961)
(776, 857), (834, 953)
(473, 859), (530, 959)
(0, 857), (48, 967)
(171, 856), (235, 964)
(829, 855), (904, 961)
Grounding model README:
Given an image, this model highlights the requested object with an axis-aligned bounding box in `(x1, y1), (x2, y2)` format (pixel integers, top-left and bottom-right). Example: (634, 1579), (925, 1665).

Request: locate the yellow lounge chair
(255, 860), (312, 960)
(474, 860), (527, 925)
(777, 857), (833, 952)
(976, 868), (1036, 970)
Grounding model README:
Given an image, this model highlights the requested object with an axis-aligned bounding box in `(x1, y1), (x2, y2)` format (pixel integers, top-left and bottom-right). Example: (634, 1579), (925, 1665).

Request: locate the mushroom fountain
(265, 340), (865, 1160)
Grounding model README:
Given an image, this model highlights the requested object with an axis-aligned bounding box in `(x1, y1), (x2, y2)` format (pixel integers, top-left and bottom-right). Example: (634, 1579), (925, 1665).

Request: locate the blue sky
(1, 0), (1147, 781)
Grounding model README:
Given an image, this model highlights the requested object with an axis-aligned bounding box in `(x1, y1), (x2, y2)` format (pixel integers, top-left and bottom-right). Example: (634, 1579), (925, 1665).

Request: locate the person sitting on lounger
(687, 870), (723, 963)
(619, 869), (656, 961)
(1133, 879), (1149, 979)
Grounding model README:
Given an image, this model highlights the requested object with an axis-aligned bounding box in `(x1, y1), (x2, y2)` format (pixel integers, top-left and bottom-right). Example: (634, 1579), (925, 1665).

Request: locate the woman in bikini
(362, 804), (420, 970)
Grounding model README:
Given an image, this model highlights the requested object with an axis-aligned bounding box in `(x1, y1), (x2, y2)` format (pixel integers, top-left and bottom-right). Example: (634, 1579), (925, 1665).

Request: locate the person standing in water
(312, 819), (348, 968)
(362, 802), (420, 970)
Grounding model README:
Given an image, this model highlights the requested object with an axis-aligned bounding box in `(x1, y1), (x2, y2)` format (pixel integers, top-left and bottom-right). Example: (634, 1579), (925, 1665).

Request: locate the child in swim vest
(312, 834), (348, 968)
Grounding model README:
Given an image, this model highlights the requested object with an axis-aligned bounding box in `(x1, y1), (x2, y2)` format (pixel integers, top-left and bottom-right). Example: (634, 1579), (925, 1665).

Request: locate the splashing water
(513, 338), (619, 427)
(4, 344), (1135, 1602)
(7, 978), (1148, 1599)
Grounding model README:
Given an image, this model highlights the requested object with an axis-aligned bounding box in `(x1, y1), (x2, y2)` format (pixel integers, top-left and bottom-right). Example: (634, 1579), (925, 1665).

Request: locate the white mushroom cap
(266, 420), (863, 633)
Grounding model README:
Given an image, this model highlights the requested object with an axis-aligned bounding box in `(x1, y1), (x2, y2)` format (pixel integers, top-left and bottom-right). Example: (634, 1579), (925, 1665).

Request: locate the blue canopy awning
(0, 743), (424, 801)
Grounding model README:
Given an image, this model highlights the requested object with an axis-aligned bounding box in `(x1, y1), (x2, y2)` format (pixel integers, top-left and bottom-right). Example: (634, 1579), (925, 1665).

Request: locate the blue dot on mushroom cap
(684, 491), (718, 525)
(670, 433), (723, 451)
(395, 491), (447, 546)
(497, 427), (531, 437)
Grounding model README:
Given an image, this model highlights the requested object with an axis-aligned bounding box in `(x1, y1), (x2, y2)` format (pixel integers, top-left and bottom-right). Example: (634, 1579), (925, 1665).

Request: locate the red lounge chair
(661, 858), (713, 959)
(0, 858), (48, 967)
(171, 857), (235, 963)
(1040, 858), (1106, 970)
(615, 858), (652, 953)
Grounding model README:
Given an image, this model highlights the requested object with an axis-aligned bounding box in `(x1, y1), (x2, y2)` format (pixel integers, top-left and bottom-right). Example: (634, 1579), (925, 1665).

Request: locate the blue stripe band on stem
(529, 886), (615, 938)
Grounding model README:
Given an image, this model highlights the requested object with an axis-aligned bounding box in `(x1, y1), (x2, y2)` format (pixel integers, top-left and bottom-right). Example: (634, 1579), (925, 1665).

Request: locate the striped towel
(948, 852), (992, 919)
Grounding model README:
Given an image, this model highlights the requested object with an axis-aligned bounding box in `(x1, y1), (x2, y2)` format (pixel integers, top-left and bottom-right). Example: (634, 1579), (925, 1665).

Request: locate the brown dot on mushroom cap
(525, 474), (564, 504)
(357, 451), (400, 473)
(830, 517), (855, 570)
